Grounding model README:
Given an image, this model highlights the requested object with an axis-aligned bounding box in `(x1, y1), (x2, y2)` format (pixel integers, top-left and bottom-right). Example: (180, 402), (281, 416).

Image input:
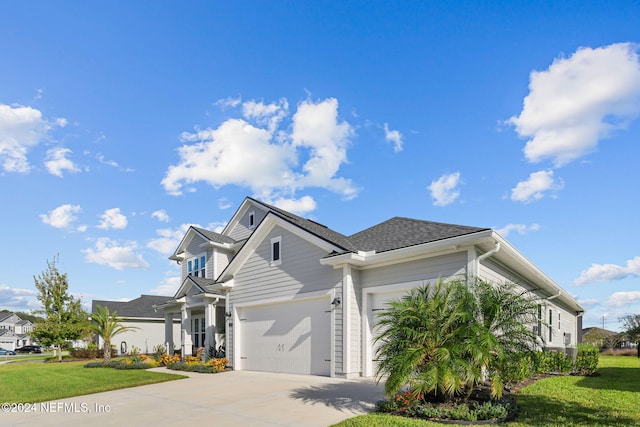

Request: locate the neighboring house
(91, 295), (180, 355)
(154, 197), (585, 378)
(0, 313), (35, 350)
(582, 327), (638, 349)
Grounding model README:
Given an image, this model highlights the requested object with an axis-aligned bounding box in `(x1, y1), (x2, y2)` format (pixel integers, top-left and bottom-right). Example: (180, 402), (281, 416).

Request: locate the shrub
(69, 348), (98, 359)
(575, 344), (599, 375)
(159, 353), (180, 366)
(184, 355), (200, 364)
(536, 351), (573, 373)
(152, 344), (165, 361)
(208, 357), (228, 373)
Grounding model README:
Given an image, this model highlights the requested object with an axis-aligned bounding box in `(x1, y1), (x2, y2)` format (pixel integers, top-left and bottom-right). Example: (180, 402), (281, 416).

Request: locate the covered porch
(154, 290), (226, 358)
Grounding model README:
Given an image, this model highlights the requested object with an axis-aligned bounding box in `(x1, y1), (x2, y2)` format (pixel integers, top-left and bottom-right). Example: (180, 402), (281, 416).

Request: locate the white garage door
(238, 297), (331, 376)
(368, 289), (411, 375)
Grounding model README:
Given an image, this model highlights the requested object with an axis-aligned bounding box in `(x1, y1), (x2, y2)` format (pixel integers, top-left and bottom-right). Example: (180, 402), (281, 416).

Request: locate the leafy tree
(90, 305), (139, 363)
(375, 277), (541, 401)
(31, 257), (88, 361)
(619, 313), (640, 357)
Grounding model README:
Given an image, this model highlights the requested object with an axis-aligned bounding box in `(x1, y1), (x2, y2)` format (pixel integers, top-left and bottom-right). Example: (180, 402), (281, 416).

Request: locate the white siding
(97, 319), (181, 355)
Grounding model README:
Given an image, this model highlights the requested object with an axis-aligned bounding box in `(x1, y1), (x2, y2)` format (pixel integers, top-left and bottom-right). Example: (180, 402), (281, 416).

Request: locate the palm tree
(465, 278), (541, 398)
(375, 277), (541, 401)
(90, 305), (139, 364)
(375, 278), (479, 399)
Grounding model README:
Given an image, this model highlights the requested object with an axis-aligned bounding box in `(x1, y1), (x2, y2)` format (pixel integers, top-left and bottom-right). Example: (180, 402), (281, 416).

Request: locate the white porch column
(342, 264), (353, 377)
(204, 302), (216, 355)
(181, 305), (192, 356)
(164, 313), (174, 354)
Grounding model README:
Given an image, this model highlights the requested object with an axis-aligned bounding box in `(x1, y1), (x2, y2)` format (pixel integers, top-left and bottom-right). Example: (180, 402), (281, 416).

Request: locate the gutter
(476, 241), (500, 273)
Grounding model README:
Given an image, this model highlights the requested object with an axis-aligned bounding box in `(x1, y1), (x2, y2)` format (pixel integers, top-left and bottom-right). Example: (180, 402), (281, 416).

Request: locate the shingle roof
(248, 197), (358, 252)
(192, 226), (237, 245)
(91, 295), (174, 318)
(348, 217), (490, 254)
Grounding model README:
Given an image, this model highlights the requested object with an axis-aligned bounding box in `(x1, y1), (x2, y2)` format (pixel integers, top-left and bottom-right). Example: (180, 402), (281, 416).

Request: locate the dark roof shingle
(348, 217), (490, 254)
(91, 295), (173, 318)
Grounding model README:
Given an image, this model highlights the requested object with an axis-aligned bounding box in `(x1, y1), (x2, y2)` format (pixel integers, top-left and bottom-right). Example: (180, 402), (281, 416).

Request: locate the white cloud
(162, 97), (358, 205)
(55, 118), (68, 127)
(383, 123), (404, 152)
(44, 147), (80, 177)
(510, 169), (563, 203)
(496, 223), (541, 237)
(428, 172), (461, 206)
(147, 224), (192, 255)
(272, 195), (318, 216)
(217, 197), (233, 210)
(97, 208), (128, 230)
(83, 238), (149, 270)
(242, 98), (288, 132)
(0, 284), (39, 311)
(149, 273), (181, 296)
(206, 221), (227, 234)
(40, 204), (86, 231)
(0, 103), (51, 173)
(574, 256), (640, 285)
(214, 96), (242, 109)
(509, 43), (640, 167)
(606, 291), (640, 307)
(151, 209), (170, 222)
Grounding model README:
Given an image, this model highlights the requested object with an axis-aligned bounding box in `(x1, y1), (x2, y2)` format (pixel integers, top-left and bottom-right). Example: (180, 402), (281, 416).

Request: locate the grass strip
(332, 355), (640, 427)
(0, 361), (185, 403)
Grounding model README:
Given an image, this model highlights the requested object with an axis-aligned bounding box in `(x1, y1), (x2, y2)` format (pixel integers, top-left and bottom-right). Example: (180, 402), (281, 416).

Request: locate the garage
(238, 296), (331, 376)
(365, 288), (412, 377)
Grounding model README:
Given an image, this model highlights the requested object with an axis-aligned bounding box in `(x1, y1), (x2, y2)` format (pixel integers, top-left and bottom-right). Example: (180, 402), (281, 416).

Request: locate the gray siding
(480, 259), (578, 347)
(349, 268), (361, 375)
(231, 226), (342, 304)
(360, 252), (468, 289)
(228, 207), (268, 241)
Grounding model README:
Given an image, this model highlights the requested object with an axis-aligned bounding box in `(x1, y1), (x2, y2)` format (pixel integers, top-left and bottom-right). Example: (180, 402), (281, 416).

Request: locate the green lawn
(0, 361), (186, 403)
(332, 355), (640, 427)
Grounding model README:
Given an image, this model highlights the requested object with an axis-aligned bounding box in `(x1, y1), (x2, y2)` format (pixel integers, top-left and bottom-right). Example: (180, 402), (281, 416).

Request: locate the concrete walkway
(4, 369), (385, 426)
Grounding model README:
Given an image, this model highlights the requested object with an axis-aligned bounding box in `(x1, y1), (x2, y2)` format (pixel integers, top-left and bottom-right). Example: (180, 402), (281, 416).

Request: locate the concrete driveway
(4, 369), (385, 426)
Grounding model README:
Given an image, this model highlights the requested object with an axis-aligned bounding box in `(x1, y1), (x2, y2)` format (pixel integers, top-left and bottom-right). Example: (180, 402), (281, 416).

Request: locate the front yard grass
(0, 361), (186, 403)
(332, 355), (640, 427)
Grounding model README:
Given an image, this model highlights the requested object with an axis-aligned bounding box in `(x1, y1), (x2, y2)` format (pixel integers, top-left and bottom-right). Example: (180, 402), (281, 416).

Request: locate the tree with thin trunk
(619, 313), (640, 358)
(90, 305), (139, 364)
(31, 257), (88, 362)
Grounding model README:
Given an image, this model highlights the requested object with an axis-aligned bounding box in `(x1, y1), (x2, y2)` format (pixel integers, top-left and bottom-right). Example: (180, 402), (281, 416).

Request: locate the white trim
(270, 236), (282, 267)
(342, 264), (352, 376)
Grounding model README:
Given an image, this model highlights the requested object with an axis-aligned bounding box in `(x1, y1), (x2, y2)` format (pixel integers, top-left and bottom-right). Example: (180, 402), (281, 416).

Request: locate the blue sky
(1, 1), (639, 331)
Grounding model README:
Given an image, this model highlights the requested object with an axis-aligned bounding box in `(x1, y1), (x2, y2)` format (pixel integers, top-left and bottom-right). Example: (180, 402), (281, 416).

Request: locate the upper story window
(188, 254), (206, 278)
(270, 236), (282, 266)
(249, 211), (256, 229)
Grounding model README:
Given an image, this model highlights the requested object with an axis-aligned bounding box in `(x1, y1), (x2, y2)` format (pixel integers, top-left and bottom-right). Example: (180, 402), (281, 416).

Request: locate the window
(558, 312), (561, 330)
(188, 254), (206, 277)
(192, 317), (206, 348)
(249, 211), (256, 229)
(548, 309), (553, 343)
(270, 236), (282, 266)
(537, 304), (542, 337)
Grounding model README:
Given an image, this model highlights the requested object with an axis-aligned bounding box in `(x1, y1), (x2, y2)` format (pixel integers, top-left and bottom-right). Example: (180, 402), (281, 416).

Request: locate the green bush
(536, 351), (573, 373)
(70, 348), (98, 359)
(575, 344), (599, 375)
(167, 362), (218, 373)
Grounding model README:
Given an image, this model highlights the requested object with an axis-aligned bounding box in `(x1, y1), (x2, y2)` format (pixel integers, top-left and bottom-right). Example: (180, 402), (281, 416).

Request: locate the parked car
(15, 345), (42, 353)
(0, 348), (16, 355)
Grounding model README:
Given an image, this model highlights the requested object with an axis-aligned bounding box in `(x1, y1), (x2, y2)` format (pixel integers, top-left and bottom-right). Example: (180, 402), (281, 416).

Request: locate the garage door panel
(239, 297), (330, 376)
(369, 289), (411, 369)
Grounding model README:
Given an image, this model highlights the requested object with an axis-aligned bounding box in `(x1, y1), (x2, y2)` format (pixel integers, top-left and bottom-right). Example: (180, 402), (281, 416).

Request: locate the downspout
(476, 242), (500, 276)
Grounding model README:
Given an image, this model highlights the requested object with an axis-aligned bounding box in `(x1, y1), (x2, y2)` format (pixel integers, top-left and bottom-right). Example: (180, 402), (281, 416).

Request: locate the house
(154, 197), (585, 378)
(91, 295), (180, 355)
(0, 312), (34, 350)
(582, 327), (638, 349)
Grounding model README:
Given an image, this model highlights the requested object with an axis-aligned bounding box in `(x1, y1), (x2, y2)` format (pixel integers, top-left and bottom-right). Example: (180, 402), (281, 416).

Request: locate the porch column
(164, 313), (174, 354)
(204, 302), (216, 355)
(181, 305), (192, 357)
